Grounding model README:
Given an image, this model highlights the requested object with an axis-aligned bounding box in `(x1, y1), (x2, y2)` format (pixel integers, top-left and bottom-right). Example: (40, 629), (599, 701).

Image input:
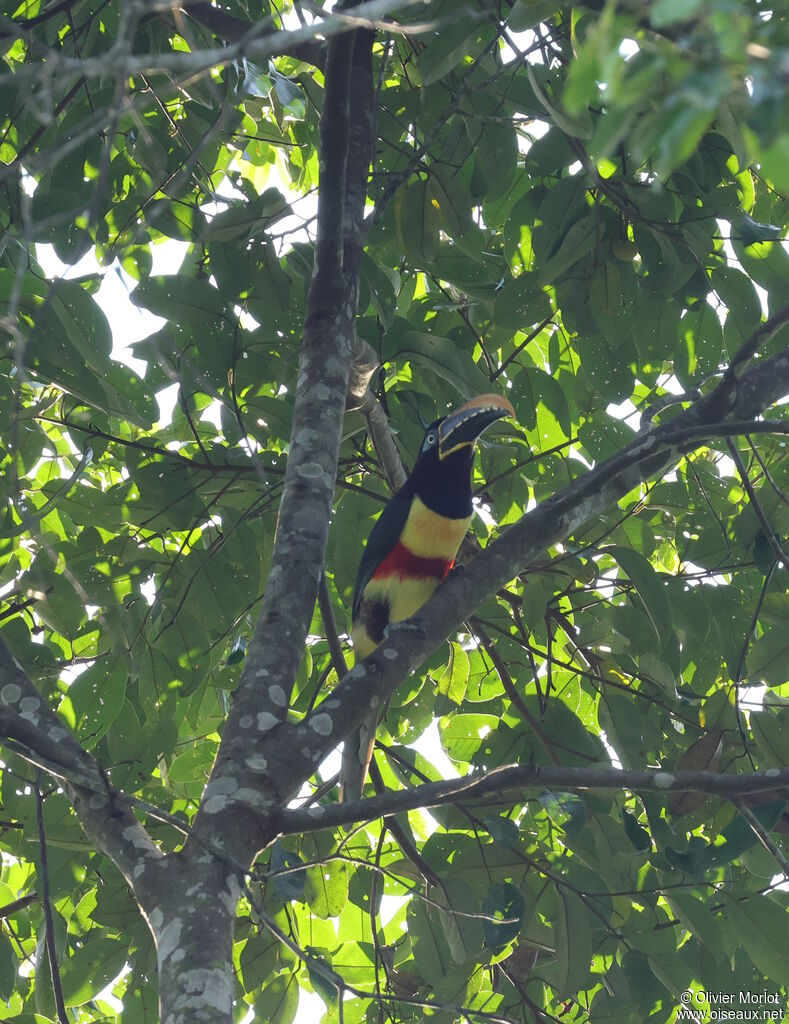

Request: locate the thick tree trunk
(151, 854), (239, 1024)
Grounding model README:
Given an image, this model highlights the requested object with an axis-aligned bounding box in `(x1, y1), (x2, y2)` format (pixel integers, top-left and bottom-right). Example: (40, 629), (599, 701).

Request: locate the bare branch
(34, 777), (69, 1024)
(7, 0), (420, 83)
(0, 894), (37, 918)
(346, 340), (380, 411)
(187, 16), (376, 867)
(359, 389), (408, 490)
(0, 637), (163, 904)
(181, 2), (325, 66)
(279, 763), (789, 834)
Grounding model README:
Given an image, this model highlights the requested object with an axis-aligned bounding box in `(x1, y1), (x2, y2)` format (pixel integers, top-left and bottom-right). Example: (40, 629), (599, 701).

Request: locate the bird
(340, 392), (515, 802)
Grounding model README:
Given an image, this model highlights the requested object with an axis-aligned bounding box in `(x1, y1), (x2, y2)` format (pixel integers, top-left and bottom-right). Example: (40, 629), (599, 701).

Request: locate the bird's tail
(339, 710), (377, 803)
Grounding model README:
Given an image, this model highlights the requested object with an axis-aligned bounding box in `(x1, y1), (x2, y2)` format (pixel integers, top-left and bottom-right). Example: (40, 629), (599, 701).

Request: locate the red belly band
(372, 540), (454, 581)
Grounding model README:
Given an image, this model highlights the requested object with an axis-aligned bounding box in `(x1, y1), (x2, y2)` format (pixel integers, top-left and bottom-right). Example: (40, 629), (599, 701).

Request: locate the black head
(409, 393), (515, 518)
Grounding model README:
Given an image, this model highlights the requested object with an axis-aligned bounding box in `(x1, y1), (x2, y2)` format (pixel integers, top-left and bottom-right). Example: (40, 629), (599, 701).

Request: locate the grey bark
(280, 763), (789, 833)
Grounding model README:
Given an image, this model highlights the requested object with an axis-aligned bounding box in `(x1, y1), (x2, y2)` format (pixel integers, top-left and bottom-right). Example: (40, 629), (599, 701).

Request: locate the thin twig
(469, 617), (560, 764)
(492, 313), (556, 381)
(726, 437), (789, 572)
(732, 563), (776, 769)
(0, 893), (38, 918)
(359, 389), (407, 490)
(747, 437), (789, 505)
(35, 776), (69, 1024)
(734, 798), (789, 881)
(318, 572), (349, 677)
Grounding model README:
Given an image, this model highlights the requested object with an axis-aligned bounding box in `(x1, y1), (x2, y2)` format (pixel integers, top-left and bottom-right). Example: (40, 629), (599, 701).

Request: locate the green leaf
(527, 63), (592, 140)
(735, 214), (783, 247)
(538, 791), (587, 836)
(483, 815), (519, 848)
(678, 302), (724, 383)
(725, 894), (789, 983)
(396, 181), (440, 264)
(493, 275), (552, 331)
(608, 546), (674, 651)
(665, 892), (727, 963)
(168, 740), (216, 783)
(59, 936), (128, 1006)
(553, 888), (592, 996)
(512, 365), (571, 437)
(254, 971), (300, 1024)
(759, 136), (789, 194)
(386, 328), (492, 399)
(482, 882), (526, 952)
(537, 215), (597, 286)
(304, 859), (348, 919)
(621, 810), (651, 852)
(360, 252), (398, 329)
(436, 641), (470, 704)
(649, 0), (703, 28)
(508, 0), (557, 32)
(588, 262), (637, 349)
(0, 930), (15, 1001)
(746, 627), (789, 686)
(270, 843), (307, 902)
(240, 930), (281, 993)
(419, 22), (479, 86)
(227, 633), (248, 665)
(666, 803), (783, 875)
(132, 275), (230, 325)
(60, 655), (127, 747)
(470, 121), (519, 201)
(427, 167), (474, 240)
(408, 900), (452, 987)
(711, 264), (762, 353)
(439, 713), (500, 763)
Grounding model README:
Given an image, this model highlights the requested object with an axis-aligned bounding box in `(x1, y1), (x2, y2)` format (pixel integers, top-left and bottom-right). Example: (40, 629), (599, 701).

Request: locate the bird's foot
(383, 620), (427, 642)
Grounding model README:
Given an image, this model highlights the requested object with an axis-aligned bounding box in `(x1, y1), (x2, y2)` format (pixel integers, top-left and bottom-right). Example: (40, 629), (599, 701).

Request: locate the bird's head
(415, 393), (515, 468)
(437, 393), (516, 459)
(409, 392), (515, 508)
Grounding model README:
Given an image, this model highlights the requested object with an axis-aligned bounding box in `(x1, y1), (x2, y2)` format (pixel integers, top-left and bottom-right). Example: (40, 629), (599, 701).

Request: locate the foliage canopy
(2, 1), (789, 1022)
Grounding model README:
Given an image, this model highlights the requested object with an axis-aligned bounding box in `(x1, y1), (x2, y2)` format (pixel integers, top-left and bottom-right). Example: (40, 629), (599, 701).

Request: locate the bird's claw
(383, 620), (427, 641)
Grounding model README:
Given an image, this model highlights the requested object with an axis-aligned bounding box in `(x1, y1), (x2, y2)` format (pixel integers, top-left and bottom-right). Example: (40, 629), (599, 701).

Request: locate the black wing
(351, 481), (415, 621)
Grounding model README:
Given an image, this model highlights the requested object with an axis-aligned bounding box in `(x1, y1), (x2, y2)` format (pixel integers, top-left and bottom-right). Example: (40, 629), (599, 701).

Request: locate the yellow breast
(399, 496), (471, 559)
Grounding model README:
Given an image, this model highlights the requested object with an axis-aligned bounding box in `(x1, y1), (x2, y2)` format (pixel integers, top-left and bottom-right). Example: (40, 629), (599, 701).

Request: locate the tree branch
(8, 0), (420, 83)
(0, 637), (163, 909)
(187, 16), (376, 867)
(359, 389), (408, 490)
(279, 763), (789, 834)
(180, 3), (325, 67)
(346, 340), (380, 411)
(35, 776), (68, 1024)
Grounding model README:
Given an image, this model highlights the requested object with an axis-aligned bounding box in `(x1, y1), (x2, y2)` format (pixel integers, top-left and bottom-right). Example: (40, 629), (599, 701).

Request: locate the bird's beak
(438, 393), (516, 460)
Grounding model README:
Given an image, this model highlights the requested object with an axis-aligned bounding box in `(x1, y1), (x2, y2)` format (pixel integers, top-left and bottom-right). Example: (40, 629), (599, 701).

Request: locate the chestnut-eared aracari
(340, 393), (515, 802)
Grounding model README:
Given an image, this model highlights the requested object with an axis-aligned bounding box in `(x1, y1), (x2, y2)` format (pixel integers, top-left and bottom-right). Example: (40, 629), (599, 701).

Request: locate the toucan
(340, 392), (515, 802)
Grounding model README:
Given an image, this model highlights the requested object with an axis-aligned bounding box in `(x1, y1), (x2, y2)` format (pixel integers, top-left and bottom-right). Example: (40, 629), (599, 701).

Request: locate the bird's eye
(422, 431), (437, 451)
(427, 432), (436, 444)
